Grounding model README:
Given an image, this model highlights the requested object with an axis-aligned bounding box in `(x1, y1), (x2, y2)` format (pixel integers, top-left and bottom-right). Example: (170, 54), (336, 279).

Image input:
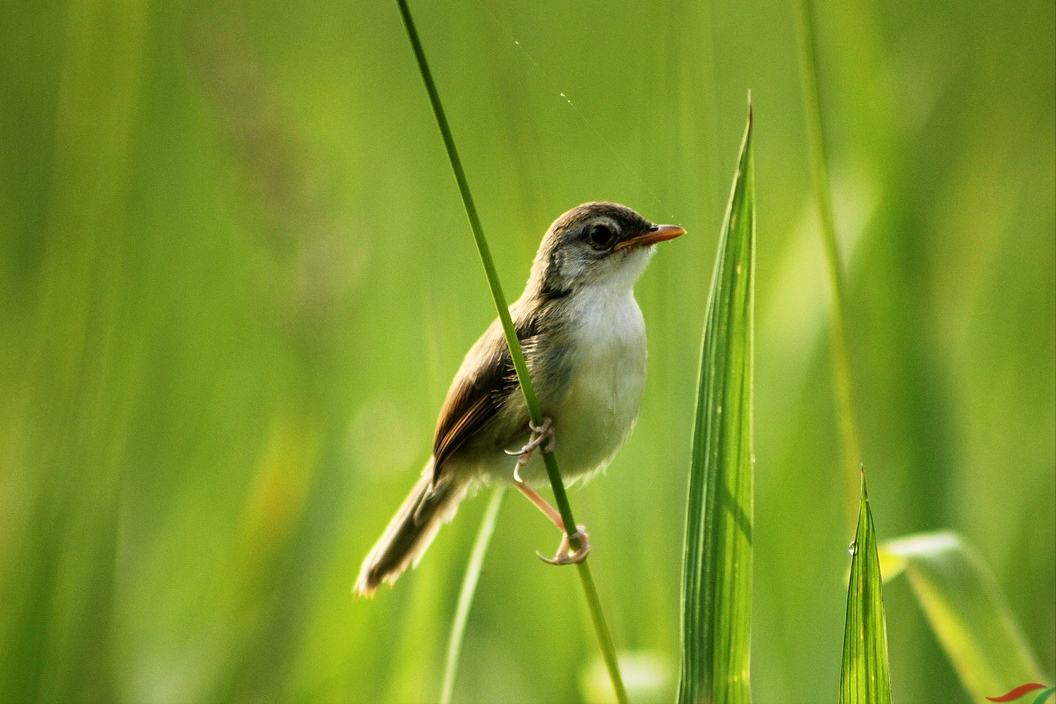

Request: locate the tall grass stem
(394, 2), (626, 702)
(439, 487), (507, 704)
(794, 0), (863, 517)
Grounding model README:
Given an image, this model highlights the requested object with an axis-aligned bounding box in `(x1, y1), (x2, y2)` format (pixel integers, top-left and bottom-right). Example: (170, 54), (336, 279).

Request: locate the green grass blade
(794, 0), (863, 516)
(679, 100), (755, 704)
(879, 531), (1048, 700)
(393, 3), (626, 702)
(440, 487), (507, 704)
(393, 0), (582, 560)
(839, 472), (892, 704)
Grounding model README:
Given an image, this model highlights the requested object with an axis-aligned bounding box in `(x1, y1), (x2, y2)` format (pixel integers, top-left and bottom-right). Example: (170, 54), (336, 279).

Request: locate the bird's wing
(431, 311), (544, 483)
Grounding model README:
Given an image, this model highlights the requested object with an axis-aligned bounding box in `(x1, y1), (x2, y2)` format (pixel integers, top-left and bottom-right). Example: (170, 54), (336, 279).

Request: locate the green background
(1, 1), (1052, 703)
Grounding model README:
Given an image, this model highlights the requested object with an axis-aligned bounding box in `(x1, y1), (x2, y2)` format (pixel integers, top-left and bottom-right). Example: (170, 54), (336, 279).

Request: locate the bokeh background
(1, 1), (1053, 703)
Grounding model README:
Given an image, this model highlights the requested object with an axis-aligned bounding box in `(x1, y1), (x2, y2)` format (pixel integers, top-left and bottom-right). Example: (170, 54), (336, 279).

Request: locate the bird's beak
(614, 224), (686, 250)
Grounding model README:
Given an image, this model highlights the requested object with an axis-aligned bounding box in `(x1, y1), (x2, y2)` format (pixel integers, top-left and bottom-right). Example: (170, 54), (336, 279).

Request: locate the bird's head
(528, 202), (685, 299)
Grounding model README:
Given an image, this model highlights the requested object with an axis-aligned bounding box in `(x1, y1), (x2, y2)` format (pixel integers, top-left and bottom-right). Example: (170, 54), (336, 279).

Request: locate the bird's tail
(354, 461), (468, 597)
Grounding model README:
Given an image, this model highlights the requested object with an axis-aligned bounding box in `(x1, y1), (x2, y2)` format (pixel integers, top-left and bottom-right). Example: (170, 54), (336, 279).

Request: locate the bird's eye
(587, 223), (616, 249)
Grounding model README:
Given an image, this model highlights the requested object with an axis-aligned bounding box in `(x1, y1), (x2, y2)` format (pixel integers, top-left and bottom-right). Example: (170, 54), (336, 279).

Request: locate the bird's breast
(547, 289), (647, 481)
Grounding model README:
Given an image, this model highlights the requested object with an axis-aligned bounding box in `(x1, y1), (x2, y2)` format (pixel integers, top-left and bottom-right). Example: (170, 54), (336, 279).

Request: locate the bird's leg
(512, 461), (591, 566)
(513, 481), (564, 527)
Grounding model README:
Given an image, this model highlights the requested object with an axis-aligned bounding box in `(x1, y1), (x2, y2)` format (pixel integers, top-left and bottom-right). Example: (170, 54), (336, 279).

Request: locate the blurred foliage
(881, 531), (1049, 700)
(0, 1), (1052, 703)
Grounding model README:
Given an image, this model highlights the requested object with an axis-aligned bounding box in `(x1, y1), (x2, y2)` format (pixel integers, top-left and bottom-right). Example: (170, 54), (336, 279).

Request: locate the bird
(354, 201), (685, 597)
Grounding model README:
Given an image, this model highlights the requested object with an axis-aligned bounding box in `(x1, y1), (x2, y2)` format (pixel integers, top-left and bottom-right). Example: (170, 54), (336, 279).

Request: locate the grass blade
(439, 487), (507, 704)
(879, 531), (1048, 700)
(393, 0), (583, 566)
(679, 100), (755, 704)
(839, 472), (892, 704)
(794, 0), (862, 516)
(393, 3), (626, 702)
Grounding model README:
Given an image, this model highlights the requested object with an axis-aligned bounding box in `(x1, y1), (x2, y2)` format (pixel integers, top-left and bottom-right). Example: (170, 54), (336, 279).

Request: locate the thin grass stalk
(393, 3), (627, 702)
(793, 0), (862, 516)
(393, 0), (580, 554)
(439, 488), (507, 704)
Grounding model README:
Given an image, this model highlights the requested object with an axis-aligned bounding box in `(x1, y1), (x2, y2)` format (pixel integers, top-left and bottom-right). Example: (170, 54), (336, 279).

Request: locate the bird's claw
(537, 526), (591, 565)
(505, 417), (556, 482)
(504, 417), (556, 459)
(529, 417), (557, 454)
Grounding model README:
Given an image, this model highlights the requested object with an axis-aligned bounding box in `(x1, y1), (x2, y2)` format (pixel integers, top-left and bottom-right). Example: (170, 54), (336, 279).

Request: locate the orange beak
(613, 224), (686, 250)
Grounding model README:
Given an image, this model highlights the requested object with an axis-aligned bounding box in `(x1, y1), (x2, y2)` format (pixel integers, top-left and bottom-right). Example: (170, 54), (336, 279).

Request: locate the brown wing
(431, 313), (542, 482)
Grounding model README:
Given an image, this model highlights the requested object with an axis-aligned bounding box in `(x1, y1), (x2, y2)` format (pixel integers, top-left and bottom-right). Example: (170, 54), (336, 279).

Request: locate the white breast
(549, 285), (647, 482)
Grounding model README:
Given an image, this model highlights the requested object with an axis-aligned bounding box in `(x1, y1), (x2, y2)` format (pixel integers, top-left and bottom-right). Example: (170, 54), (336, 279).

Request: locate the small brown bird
(354, 202), (685, 596)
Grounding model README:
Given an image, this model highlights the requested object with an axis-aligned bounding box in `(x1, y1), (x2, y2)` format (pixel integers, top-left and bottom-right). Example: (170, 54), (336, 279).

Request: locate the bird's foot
(505, 417), (555, 481)
(538, 526), (591, 565)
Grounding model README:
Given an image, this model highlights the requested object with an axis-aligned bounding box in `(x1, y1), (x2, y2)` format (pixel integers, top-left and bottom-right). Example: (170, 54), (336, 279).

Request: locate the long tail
(354, 461), (468, 597)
